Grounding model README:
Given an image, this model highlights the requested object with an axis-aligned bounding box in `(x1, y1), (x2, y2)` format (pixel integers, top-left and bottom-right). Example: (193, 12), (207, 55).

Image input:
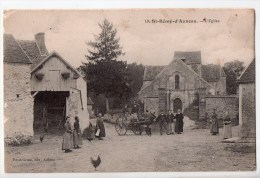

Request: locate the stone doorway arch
(173, 98), (182, 113)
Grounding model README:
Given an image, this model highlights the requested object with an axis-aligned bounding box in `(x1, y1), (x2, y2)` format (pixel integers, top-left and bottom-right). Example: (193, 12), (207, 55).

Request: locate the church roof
(143, 63), (226, 83)
(143, 65), (166, 81)
(17, 40), (45, 69)
(174, 51), (201, 64)
(4, 34), (32, 64)
(201, 64), (226, 82)
(237, 59), (255, 83)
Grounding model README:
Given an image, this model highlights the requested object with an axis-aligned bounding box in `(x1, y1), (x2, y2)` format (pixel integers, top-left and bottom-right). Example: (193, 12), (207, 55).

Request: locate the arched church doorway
(173, 98), (182, 113)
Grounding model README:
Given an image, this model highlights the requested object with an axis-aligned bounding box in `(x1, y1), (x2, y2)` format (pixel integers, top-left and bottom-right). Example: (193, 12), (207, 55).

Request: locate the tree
(223, 60), (245, 95)
(126, 62), (145, 99)
(80, 19), (130, 112)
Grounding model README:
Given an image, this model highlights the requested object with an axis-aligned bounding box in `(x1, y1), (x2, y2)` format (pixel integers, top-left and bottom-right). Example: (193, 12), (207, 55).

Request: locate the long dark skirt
(73, 129), (83, 147)
(96, 122), (106, 137)
(62, 132), (73, 150)
(175, 119), (183, 133)
(210, 122), (219, 134)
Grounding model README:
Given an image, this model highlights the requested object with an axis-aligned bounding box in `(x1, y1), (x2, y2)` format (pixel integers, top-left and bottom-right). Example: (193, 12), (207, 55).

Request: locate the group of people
(209, 109), (232, 139)
(155, 109), (184, 135)
(62, 116), (83, 153)
(62, 113), (106, 153)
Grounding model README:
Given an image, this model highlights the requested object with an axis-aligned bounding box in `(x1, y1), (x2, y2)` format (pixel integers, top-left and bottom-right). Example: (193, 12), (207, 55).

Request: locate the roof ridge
(237, 58), (255, 82)
(140, 59), (213, 93)
(17, 39), (35, 42)
(31, 51), (84, 78)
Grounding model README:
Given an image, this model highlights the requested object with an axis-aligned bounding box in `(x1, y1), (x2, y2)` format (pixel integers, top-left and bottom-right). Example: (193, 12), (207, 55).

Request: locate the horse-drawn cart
(115, 113), (156, 136)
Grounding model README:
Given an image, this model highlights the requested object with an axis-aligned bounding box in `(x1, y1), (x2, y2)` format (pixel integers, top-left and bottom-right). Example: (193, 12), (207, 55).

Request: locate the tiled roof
(174, 51), (201, 64)
(201, 64), (226, 82)
(143, 65), (166, 81)
(4, 34), (32, 64)
(237, 59), (255, 83)
(17, 40), (44, 69)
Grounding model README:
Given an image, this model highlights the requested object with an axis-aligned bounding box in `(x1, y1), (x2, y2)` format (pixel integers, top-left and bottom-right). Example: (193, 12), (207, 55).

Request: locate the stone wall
(67, 88), (89, 130)
(76, 77), (89, 129)
(4, 63), (34, 138)
(239, 83), (255, 138)
(145, 97), (159, 116)
(205, 95), (238, 123)
(158, 88), (167, 114)
(198, 88), (207, 120)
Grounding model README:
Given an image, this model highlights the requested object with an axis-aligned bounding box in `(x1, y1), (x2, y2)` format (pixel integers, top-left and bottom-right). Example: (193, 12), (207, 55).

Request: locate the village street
(5, 117), (256, 173)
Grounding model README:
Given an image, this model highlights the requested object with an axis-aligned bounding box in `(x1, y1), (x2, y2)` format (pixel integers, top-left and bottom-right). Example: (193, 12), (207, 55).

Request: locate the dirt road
(5, 117), (256, 172)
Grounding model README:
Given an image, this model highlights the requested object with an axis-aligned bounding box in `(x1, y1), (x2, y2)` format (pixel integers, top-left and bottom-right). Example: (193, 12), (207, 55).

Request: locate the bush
(5, 133), (33, 146)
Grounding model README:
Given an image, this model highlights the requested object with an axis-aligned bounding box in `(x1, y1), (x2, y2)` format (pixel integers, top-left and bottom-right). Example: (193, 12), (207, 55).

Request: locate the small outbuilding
(4, 32), (90, 140)
(30, 51), (89, 132)
(237, 59), (255, 140)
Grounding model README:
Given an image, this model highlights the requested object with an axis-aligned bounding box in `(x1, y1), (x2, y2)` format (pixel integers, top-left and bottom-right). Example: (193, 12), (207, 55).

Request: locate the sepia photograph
(2, 8), (256, 173)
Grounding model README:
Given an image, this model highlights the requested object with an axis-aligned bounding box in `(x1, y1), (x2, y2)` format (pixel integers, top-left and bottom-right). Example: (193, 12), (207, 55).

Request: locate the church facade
(138, 51), (227, 120)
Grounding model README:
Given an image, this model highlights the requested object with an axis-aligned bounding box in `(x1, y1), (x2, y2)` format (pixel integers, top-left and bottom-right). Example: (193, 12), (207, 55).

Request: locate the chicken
(90, 155), (101, 171)
(40, 135), (44, 143)
(87, 137), (93, 142)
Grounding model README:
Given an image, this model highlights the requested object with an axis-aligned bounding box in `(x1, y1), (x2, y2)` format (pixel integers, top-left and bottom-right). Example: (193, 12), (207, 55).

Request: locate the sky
(3, 9), (255, 68)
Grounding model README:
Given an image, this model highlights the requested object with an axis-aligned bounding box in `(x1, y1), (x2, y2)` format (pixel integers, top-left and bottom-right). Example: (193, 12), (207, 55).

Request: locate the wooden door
(173, 98), (182, 113)
(49, 70), (61, 91)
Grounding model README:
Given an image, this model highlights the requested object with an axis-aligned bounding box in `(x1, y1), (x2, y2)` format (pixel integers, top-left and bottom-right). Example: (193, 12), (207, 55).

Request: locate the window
(175, 75), (180, 89)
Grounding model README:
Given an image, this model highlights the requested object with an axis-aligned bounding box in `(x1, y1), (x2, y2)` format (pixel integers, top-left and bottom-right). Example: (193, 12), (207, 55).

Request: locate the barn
(4, 32), (89, 141)
(31, 51), (89, 133)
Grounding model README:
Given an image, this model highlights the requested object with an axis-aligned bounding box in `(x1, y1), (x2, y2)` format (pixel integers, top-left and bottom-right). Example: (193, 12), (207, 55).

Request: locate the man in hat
(166, 110), (175, 135)
(156, 110), (167, 135)
(175, 109), (184, 134)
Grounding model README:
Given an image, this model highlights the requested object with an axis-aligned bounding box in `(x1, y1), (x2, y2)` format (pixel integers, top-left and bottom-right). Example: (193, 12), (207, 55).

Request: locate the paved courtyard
(5, 118), (256, 172)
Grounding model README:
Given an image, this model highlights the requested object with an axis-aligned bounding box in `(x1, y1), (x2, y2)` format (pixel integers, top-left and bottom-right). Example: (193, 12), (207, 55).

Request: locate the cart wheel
(115, 117), (127, 135)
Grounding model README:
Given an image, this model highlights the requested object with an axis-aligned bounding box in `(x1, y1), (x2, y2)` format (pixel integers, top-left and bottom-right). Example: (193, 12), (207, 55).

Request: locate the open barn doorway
(33, 91), (70, 135)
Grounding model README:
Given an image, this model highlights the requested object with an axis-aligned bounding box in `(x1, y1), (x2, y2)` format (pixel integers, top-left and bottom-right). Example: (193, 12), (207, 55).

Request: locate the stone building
(4, 34), (34, 138)
(4, 33), (89, 139)
(237, 59), (255, 139)
(87, 97), (94, 116)
(138, 51), (227, 120)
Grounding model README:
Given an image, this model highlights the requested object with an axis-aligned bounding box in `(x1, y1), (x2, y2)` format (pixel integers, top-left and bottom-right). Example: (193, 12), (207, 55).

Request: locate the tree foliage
(80, 19), (130, 107)
(126, 62), (145, 99)
(223, 60), (245, 95)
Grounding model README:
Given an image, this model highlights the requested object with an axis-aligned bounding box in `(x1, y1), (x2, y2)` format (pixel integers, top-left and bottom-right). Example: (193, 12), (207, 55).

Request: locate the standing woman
(223, 111), (232, 139)
(210, 109), (219, 135)
(62, 116), (73, 153)
(73, 116), (83, 149)
(96, 113), (106, 140)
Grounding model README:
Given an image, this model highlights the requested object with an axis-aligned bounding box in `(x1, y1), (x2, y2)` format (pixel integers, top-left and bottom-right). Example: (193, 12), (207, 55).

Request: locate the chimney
(35, 32), (48, 56)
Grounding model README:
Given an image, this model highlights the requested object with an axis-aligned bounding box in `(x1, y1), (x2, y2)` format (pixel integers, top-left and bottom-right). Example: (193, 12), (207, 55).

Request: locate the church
(138, 51), (227, 120)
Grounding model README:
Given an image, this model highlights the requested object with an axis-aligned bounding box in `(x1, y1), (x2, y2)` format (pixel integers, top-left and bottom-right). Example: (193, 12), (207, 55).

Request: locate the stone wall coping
(206, 95), (238, 98)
